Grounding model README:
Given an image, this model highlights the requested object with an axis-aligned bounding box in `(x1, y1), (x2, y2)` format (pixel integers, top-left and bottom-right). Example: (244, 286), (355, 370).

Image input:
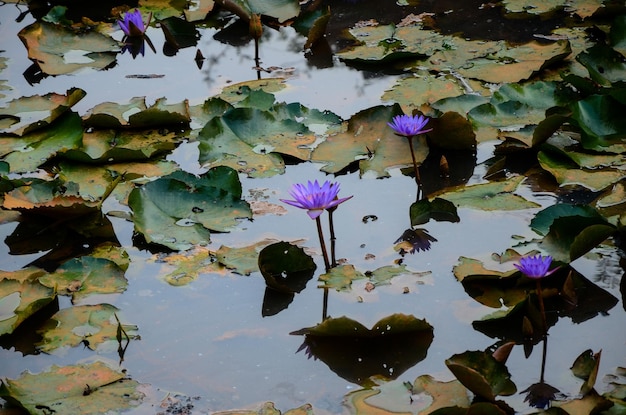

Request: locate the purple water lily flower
(515, 254), (558, 279)
(119, 9), (148, 37)
(280, 180), (353, 219)
(388, 114), (433, 137)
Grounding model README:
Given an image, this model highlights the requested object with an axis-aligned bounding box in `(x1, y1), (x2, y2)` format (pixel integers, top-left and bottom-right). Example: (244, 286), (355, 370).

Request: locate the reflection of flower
(394, 228), (437, 254)
(119, 9), (148, 37)
(388, 114), (432, 137)
(515, 255), (558, 279)
(522, 382), (560, 409)
(280, 180), (352, 219)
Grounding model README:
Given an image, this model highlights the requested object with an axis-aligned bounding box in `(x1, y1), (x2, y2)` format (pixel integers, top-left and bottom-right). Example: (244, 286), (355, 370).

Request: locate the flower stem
(536, 280), (548, 335)
(328, 209), (337, 267)
(316, 216), (331, 271)
(407, 135), (423, 199)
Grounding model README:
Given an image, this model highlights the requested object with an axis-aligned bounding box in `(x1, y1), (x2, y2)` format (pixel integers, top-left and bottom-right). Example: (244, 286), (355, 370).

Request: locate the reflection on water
(1, 1), (626, 414)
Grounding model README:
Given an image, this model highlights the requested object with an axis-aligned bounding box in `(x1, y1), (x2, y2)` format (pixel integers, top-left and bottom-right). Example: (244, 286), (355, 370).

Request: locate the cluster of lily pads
(0, 0), (625, 414)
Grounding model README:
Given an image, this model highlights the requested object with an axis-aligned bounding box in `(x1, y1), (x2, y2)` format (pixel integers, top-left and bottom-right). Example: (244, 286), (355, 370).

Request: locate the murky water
(1, 2), (625, 414)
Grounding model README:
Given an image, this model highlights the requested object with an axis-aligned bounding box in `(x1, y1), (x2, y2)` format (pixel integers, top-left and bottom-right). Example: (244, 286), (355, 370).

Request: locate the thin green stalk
(536, 280), (548, 335)
(328, 209), (337, 267)
(406, 135), (423, 199)
(315, 216), (331, 271)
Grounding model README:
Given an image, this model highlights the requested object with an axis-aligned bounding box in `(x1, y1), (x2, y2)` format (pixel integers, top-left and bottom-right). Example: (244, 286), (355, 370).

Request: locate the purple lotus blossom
(280, 180), (352, 219)
(388, 114), (433, 137)
(515, 254), (558, 279)
(119, 9), (148, 37)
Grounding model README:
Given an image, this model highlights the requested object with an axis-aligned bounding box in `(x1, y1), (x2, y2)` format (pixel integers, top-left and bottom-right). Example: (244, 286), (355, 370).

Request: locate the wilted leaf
(0, 361), (143, 414)
(0, 88), (85, 136)
(18, 22), (119, 75)
(435, 176), (540, 210)
(36, 303), (138, 352)
(318, 264), (366, 291)
(538, 150), (626, 192)
(83, 97), (190, 129)
(160, 249), (223, 286)
(39, 256), (127, 302)
(0, 112), (83, 173)
(0, 267), (54, 336)
(62, 127), (183, 163)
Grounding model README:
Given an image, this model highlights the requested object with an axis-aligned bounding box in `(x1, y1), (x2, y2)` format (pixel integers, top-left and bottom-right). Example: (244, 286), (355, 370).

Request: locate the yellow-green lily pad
(0, 361), (144, 414)
(36, 303), (138, 352)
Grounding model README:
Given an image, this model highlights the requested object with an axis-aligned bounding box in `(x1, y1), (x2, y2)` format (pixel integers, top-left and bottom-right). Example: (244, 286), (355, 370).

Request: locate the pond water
(1, 1), (625, 414)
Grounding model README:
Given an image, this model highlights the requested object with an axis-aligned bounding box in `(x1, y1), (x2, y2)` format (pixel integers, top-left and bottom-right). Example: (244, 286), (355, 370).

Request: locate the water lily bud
(249, 14), (263, 40)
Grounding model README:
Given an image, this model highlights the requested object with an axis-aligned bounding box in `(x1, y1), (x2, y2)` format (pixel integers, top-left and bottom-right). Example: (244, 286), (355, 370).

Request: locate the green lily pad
(531, 203), (616, 262)
(197, 106), (316, 178)
(382, 75), (467, 111)
(577, 44), (626, 87)
(611, 15), (626, 56)
(312, 105), (429, 177)
(39, 256), (128, 303)
(83, 97), (191, 129)
(538, 149), (626, 192)
(337, 22), (445, 63)
(0, 267), (54, 336)
(293, 6), (330, 50)
(0, 111), (84, 173)
(570, 94), (626, 152)
(435, 176), (541, 210)
(457, 40), (571, 84)
(36, 303), (138, 352)
(366, 264), (424, 287)
(453, 257), (527, 308)
(18, 22), (119, 76)
(128, 167), (252, 251)
(217, 239), (279, 276)
(258, 241), (316, 293)
(62, 127), (183, 163)
(445, 350), (517, 401)
(1, 176), (99, 216)
(227, 0), (300, 23)
(410, 197), (460, 226)
(0, 361), (144, 414)
(0, 88), (86, 136)
(158, 247), (225, 286)
(318, 264), (366, 291)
